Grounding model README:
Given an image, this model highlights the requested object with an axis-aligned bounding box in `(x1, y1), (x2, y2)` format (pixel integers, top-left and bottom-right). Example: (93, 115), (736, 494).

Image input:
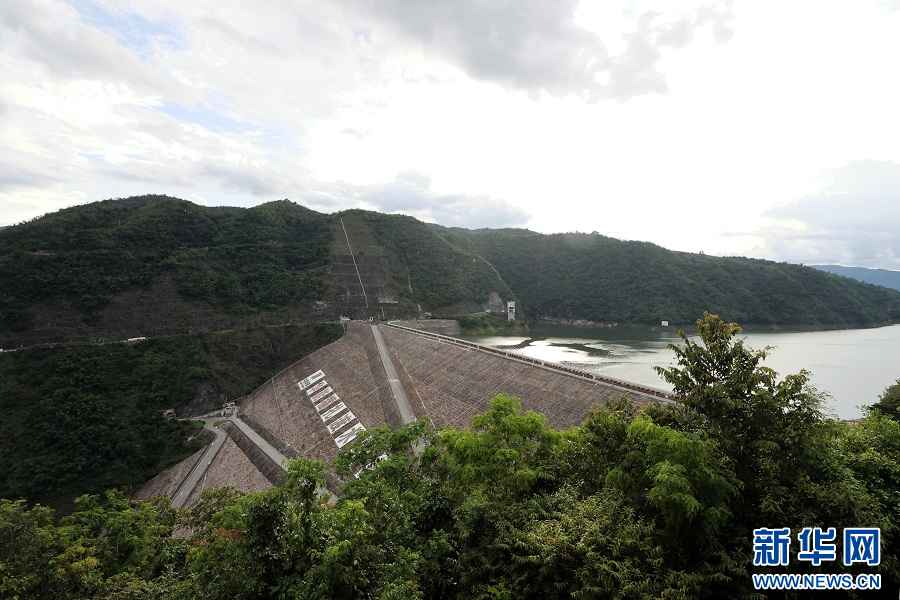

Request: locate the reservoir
(463, 323), (900, 420)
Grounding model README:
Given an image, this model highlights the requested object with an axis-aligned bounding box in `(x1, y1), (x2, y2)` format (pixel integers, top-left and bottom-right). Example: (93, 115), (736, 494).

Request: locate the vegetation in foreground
(872, 379), (900, 421)
(2, 314), (899, 599)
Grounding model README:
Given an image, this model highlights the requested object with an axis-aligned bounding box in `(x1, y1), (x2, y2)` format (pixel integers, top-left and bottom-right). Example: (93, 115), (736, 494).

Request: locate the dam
(135, 322), (675, 503)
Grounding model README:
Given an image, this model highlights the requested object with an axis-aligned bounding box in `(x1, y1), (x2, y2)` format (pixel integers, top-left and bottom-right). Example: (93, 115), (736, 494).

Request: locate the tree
(871, 379), (900, 421)
(654, 313), (836, 524)
(178, 458), (332, 599)
(570, 397), (745, 597)
(838, 410), (900, 585)
(652, 313), (899, 594)
(440, 393), (575, 497)
(0, 499), (57, 599)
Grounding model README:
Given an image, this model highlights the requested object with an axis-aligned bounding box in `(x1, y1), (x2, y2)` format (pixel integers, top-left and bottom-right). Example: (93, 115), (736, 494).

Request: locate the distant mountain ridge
(2, 195), (899, 348)
(810, 264), (900, 292)
(442, 227), (900, 328)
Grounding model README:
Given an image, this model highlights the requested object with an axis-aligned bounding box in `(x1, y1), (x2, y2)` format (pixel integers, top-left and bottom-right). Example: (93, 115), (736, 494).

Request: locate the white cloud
(0, 0), (184, 98)
(352, 0), (733, 102)
(755, 161), (900, 269)
(324, 171), (531, 229)
(1, 0), (899, 271)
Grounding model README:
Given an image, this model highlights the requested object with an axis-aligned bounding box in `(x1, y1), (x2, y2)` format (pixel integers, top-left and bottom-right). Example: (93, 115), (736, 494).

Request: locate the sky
(1, 0), (899, 269)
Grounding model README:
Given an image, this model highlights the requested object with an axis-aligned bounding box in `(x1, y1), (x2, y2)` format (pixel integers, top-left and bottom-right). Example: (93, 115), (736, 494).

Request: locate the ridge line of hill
(2, 195), (899, 350)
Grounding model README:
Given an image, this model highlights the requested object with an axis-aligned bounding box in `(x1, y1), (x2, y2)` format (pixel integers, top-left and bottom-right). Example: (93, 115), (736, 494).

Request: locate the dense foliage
(0, 323), (341, 509)
(871, 380), (900, 421)
(170, 200), (331, 313)
(3, 196), (898, 347)
(0, 196), (332, 339)
(448, 228), (900, 327)
(3, 315), (898, 598)
(0, 197), (222, 315)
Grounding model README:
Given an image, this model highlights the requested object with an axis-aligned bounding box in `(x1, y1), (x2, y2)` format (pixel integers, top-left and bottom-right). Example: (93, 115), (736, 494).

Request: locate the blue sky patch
(159, 101), (252, 134)
(81, 153), (105, 164)
(69, 0), (187, 60)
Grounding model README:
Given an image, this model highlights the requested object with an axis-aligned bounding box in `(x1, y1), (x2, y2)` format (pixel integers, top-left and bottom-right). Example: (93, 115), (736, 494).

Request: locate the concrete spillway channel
(370, 324), (417, 425)
(370, 323), (424, 453)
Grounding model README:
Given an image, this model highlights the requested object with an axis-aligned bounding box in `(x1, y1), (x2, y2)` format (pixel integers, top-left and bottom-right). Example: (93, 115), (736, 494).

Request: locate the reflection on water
(463, 325), (682, 397)
(462, 324), (900, 420)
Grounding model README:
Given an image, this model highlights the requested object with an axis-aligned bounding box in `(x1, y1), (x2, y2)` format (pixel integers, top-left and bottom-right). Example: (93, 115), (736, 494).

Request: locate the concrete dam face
(136, 322), (672, 503)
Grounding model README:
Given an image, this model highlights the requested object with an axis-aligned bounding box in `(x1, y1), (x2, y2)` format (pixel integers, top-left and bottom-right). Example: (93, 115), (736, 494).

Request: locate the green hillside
(347, 210), (513, 311)
(0, 196), (333, 346)
(4, 196), (896, 347)
(447, 228), (900, 327)
(0, 323), (341, 510)
(0, 197), (515, 347)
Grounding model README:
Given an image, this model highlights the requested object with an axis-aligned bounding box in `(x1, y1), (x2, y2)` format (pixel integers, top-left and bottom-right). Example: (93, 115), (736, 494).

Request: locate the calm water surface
(462, 324), (900, 419)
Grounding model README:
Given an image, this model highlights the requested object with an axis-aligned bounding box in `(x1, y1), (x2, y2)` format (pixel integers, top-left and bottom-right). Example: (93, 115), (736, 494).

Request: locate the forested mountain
(0, 196), (330, 345)
(811, 264), (900, 292)
(447, 228), (900, 327)
(0, 196), (510, 347)
(3, 196), (899, 349)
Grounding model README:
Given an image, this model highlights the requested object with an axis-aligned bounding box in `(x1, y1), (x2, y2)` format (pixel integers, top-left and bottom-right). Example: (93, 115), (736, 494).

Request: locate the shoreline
(529, 316), (896, 334)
